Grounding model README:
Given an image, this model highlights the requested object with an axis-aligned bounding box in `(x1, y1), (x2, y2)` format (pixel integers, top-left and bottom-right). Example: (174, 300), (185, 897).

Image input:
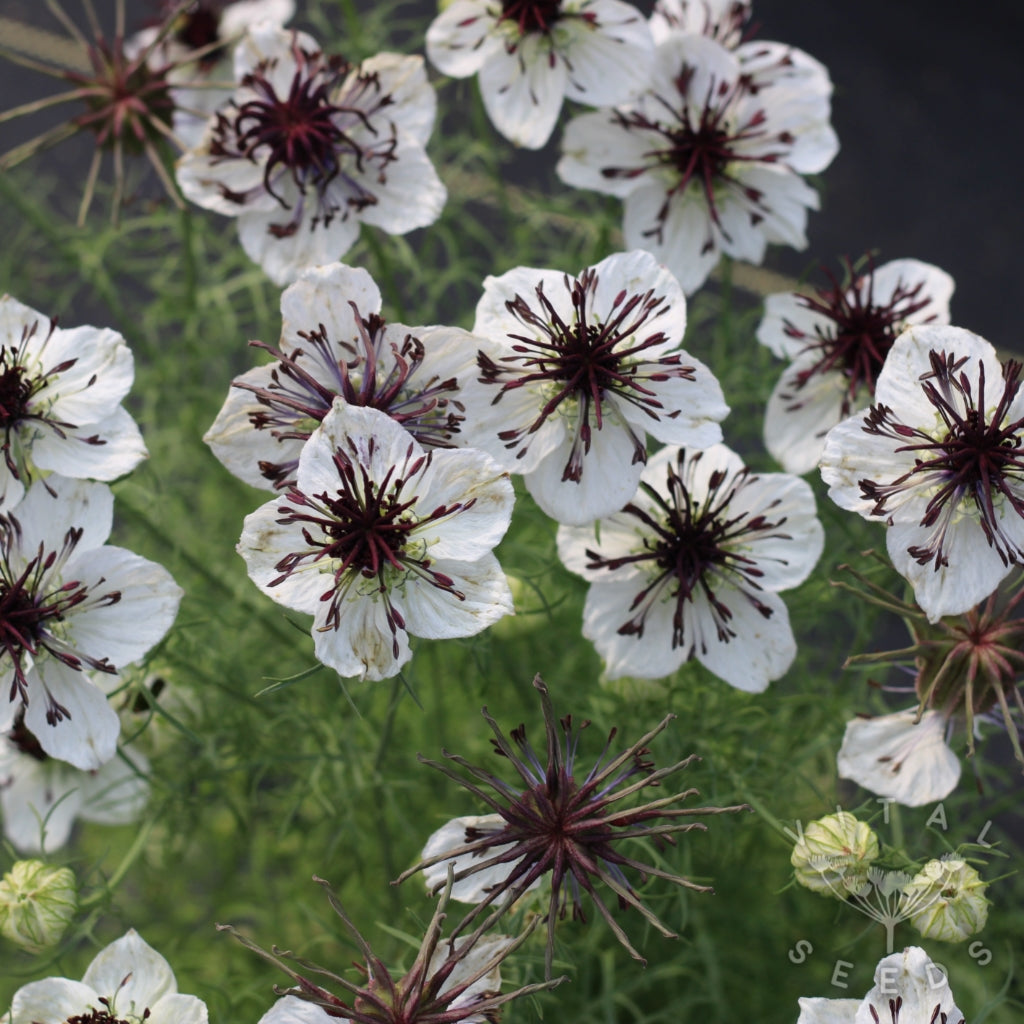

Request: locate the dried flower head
(0, 0), (217, 224)
(223, 872), (561, 1024)
(398, 675), (749, 975)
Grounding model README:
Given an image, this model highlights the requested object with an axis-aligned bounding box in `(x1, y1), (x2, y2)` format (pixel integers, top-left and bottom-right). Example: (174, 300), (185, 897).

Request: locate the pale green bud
(791, 811), (880, 898)
(900, 857), (989, 942)
(0, 860), (77, 953)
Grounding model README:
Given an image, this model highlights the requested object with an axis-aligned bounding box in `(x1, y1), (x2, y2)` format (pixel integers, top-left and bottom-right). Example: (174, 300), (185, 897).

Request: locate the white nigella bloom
(467, 250), (728, 525)
(205, 262), (488, 491)
(820, 325), (1024, 622)
(5, 928), (208, 1024)
(425, 0), (654, 150)
(0, 295), (146, 510)
(0, 709), (149, 854)
(556, 442), (823, 689)
(837, 709), (962, 809)
(128, 0), (296, 149)
(238, 402), (515, 682)
(0, 478), (182, 771)
(796, 946), (965, 1024)
(176, 24), (446, 285)
(557, 29), (838, 294)
(758, 258), (955, 475)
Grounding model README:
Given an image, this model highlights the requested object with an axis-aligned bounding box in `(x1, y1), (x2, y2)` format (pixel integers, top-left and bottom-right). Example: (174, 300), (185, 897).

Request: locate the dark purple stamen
(586, 450), (788, 651)
(859, 349), (1024, 569)
(236, 309), (462, 489)
(500, 0), (564, 33)
(268, 436), (474, 657)
(477, 269), (694, 482)
(781, 258), (935, 417)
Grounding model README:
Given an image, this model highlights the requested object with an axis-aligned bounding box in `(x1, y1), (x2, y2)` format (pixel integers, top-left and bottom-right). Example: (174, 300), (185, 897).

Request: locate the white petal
(356, 53), (437, 148)
(0, 752), (84, 853)
(837, 710), (961, 808)
(76, 746), (150, 825)
(694, 587), (796, 691)
(561, 0), (653, 105)
(868, 259), (954, 327)
(280, 263), (381, 347)
(357, 143), (446, 234)
(436, 933), (516, 1006)
(25, 663), (121, 771)
(149, 994), (209, 1024)
(312, 591), (412, 682)
(558, 112), (656, 199)
(33, 405), (146, 482)
(257, 994), (339, 1024)
(10, 979), (100, 1024)
(426, 1), (500, 78)
(65, 547), (182, 669)
(764, 356), (849, 475)
(396, 555), (513, 639)
(7, 477), (113, 556)
(555, 515), (646, 582)
(854, 947), (963, 1024)
(796, 996), (860, 1024)
(83, 929), (177, 1011)
(478, 37), (568, 149)
(219, 0), (295, 38)
(756, 291), (835, 361)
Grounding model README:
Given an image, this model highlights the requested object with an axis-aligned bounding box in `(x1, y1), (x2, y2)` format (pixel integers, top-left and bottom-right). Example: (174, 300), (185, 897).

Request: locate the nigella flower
(425, 0), (654, 150)
(820, 325), (1024, 621)
(176, 24), (446, 285)
(0, 478), (182, 771)
(0, 0), (205, 224)
(398, 675), (748, 975)
(0, 709), (149, 854)
(557, 29), (838, 293)
(224, 873), (561, 1024)
(465, 250), (728, 525)
(796, 946), (964, 1024)
(556, 443), (823, 690)
(238, 402), (514, 682)
(758, 257), (955, 475)
(205, 262), (488, 491)
(0, 294), (147, 509)
(834, 560), (1024, 805)
(128, 0), (295, 148)
(4, 928), (209, 1024)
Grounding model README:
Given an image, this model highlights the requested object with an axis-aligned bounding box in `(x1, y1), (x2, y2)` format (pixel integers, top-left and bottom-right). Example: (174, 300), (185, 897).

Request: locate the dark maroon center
(176, 3), (222, 51)
(0, 363), (32, 430)
(500, 0), (563, 33)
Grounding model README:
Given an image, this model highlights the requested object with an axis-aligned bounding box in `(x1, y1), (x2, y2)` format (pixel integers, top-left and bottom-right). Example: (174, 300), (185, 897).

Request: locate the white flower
(0, 295), (146, 509)
(820, 325), (1024, 621)
(556, 442), (823, 689)
(238, 402), (514, 682)
(6, 928), (208, 1024)
(466, 250), (728, 525)
(837, 708), (962, 808)
(759, 258), (955, 475)
(128, 0), (296, 149)
(557, 31), (838, 293)
(176, 24), (446, 285)
(205, 262), (489, 491)
(797, 946), (964, 1024)
(650, 0), (750, 47)
(425, 0), (654, 150)
(0, 710), (149, 854)
(0, 478), (183, 771)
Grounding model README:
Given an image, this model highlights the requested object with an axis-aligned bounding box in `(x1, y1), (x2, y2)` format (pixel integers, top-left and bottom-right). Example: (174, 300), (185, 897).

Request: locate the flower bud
(900, 857), (988, 942)
(0, 860), (77, 953)
(791, 811), (880, 897)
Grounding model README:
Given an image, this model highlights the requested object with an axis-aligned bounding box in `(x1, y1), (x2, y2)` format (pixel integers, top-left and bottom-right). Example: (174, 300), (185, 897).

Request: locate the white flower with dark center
(425, 0), (654, 150)
(0, 295), (146, 510)
(0, 709), (149, 854)
(205, 262), (488, 491)
(556, 443), (823, 689)
(5, 928), (208, 1024)
(820, 325), (1024, 621)
(796, 946), (964, 1024)
(176, 24), (446, 285)
(557, 30), (838, 293)
(759, 258), (955, 475)
(467, 250), (728, 525)
(0, 478), (182, 771)
(238, 402), (515, 681)
(837, 709), (962, 809)
(129, 0), (296, 149)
